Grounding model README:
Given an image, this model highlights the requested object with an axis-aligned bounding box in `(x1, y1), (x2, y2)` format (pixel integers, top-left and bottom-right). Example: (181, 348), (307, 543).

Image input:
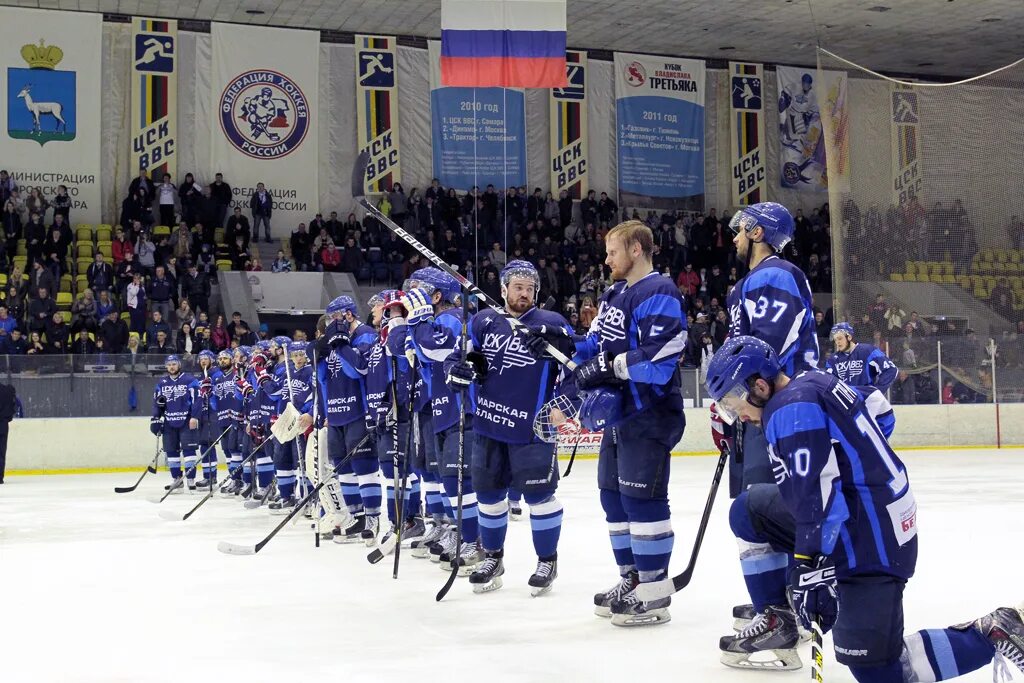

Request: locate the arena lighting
(980, 17), (1002, 22)
(867, 5), (892, 12)
(718, 46), (735, 51)
(245, 9), (266, 15)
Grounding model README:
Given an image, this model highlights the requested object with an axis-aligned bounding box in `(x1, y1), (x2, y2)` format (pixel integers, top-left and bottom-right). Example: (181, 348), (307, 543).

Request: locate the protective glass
(729, 211), (758, 236)
(714, 385), (751, 425)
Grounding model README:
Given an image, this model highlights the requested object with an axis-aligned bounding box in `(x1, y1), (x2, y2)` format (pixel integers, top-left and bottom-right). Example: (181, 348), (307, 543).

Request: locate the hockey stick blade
(436, 565), (458, 602)
(634, 446), (729, 602)
(114, 454), (161, 493)
(367, 534), (398, 564)
(217, 541), (256, 556)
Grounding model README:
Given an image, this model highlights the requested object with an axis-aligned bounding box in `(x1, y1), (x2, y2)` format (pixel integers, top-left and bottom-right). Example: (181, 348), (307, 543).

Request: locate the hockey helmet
(830, 322), (855, 341)
(729, 202), (795, 253)
(405, 267), (460, 305)
(579, 388), (625, 432)
(705, 336), (781, 424)
(327, 295), (357, 317)
(501, 259), (541, 294)
(197, 350), (217, 364)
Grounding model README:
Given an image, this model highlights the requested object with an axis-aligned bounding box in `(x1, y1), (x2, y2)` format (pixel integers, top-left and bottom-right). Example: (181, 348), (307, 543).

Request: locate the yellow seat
(982, 249), (995, 262)
(120, 311), (131, 322)
(214, 228), (225, 244)
(903, 273), (917, 282)
(12, 255), (27, 270)
(941, 275), (956, 284)
(957, 275), (971, 288)
(95, 227), (111, 242)
(1012, 250), (1022, 264)
(974, 286), (987, 299)
(76, 242), (93, 258)
(60, 273), (72, 290)
(0, 273), (7, 289)
(216, 259), (233, 271)
(56, 291), (72, 309)
(890, 273), (904, 282)
(153, 225), (171, 238)
(985, 276), (998, 291)
(15, 239), (26, 256)
(929, 263), (943, 278)
(97, 244), (112, 260)
(75, 274), (88, 293)
(930, 274), (945, 283)
(996, 249), (1009, 263)
(75, 223), (93, 235)
(59, 310), (71, 325)
(943, 262), (954, 276)
(977, 261), (994, 274)
(75, 227), (93, 243)
(76, 257), (92, 273)
(97, 223), (113, 234)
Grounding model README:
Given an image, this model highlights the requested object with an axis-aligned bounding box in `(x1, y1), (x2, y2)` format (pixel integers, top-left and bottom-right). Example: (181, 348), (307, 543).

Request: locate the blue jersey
(152, 372), (202, 428)
(316, 323), (377, 427)
(278, 362), (314, 414)
(573, 272), (687, 418)
(365, 338), (392, 423)
(210, 367), (242, 427)
(763, 371), (917, 580)
(826, 343), (898, 392)
(407, 307), (473, 433)
(245, 365), (282, 426)
(727, 255), (819, 375)
(465, 306), (571, 444)
(385, 324), (420, 413)
(854, 385), (895, 438)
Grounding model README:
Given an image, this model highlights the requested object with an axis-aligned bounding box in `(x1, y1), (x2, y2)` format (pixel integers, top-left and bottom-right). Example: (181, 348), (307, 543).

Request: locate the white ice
(3, 449), (1023, 683)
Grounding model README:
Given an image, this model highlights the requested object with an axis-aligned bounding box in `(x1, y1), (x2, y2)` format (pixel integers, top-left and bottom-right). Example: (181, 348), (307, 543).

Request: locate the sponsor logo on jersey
(218, 69), (309, 159)
(833, 359), (864, 381)
(159, 383), (191, 401)
(597, 304), (627, 344)
(481, 331), (536, 374)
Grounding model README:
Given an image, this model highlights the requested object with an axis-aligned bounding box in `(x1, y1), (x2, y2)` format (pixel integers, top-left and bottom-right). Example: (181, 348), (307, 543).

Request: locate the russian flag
(441, 0), (567, 88)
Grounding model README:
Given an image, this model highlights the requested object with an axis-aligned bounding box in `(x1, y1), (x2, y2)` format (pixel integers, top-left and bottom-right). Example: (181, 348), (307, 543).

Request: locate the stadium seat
(59, 310), (71, 325)
(76, 242), (93, 258)
(12, 255), (27, 270)
(957, 275), (970, 289)
(0, 273), (7, 290)
(214, 228), (225, 244)
(97, 243), (112, 259)
(941, 275), (956, 284)
(216, 259), (233, 271)
(75, 223), (93, 236)
(943, 262), (954, 277)
(120, 312), (131, 322)
(76, 257), (92, 274)
(15, 239), (26, 256)
(985, 276), (998, 292)
(59, 274), (72, 293)
(153, 225), (171, 238)
(890, 273), (904, 282)
(75, 275), (88, 293)
(56, 291), (72, 309)
(996, 249), (1009, 263)
(95, 226), (112, 242)
(76, 226), (93, 243)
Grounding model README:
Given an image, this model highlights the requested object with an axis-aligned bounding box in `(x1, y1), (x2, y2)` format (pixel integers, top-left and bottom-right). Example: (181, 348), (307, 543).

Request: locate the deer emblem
(16, 85), (67, 135)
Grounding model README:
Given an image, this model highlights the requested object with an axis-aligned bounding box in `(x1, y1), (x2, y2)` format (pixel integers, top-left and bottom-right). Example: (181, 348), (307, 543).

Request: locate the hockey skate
(469, 552), (505, 594)
(528, 556), (557, 597)
(430, 527), (457, 564)
(410, 522), (445, 558)
(733, 603), (811, 642)
(956, 603), (1024, 679)
(609, 588), (671, 627)
(448, 541), (483, 577)
(239, 482), (254, 499)
(194, 478), (216, 489)
(244, 488), (269, 508)
(164, 478), (184, 494)
(399, 517), (427, 546)
(268, 497), (296, 515)
(594, 571), (639, 617)
(332, 514), (366, 544)
(509, 501), (523, 521)
(361, 515), (380, 547)
(220, 479), (242, 497)
(720, 605), (802, 670)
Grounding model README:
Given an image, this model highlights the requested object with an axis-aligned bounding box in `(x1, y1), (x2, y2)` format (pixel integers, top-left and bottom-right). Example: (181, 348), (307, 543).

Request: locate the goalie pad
(270, 402), (304, 443)
(304, 427), (349, 530)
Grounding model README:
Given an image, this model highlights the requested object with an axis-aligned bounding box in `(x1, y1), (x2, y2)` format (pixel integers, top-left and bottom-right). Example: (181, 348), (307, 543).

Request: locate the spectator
(125, 273), (147, 336)
(25, 331), (45, 355)
(169, 221), (194, 262)
(209, 173), (232, 228)
(128, 168), (155, 204)
(147, 329), (172, 354)
(99, 309), (128, 353)
(70, 288), (97, 332)
(225, 206), (250, 248)
(111, 226), (133, 266)
(226, 311), (247, 340)
(181, 262), (210, 315)
(234, 321), (256, 346)
(4, 285), (25, 324)
(2, 199), (21, 266)
(156, 173), (177, 227)
(290, 223), (312, 271)
(71, 329), (96, 354)
(247, 253), (264, 272)
(46, 312), (69, 353)
(271, 249), (292, 273)
(178, 172), (201, 226)
(193, 324), (215, 353)
(50, 184), (70, 222)
(0, 303), (15, 339)
(27, 286), (55, 334)
(211, 314), (230, 351)
(42, 228), (67, 279)
(941, 379), (956, 404)
(229, 235), (250, 271)
(340, 237), (363, 274)
(249, 182), (273, 243)
(3, 328), (27, 355)
(0, 170), (15, 204)
(24, 211), (45, 267)
(891, 370), (917, 405)
(95, 289), (116, 320)
(86, 252), (114, 293)
(389, 183), (408, 225)
(136, 231), (157, 275)
(8, 263), (26, 299)
(174, 298), (196, 332)
(146, 310), (171, 346)
(321, 242), (342, 272)
(176, 322), (197, 355)
(121, 185), (154, 229)
(146, 265), (173, 322)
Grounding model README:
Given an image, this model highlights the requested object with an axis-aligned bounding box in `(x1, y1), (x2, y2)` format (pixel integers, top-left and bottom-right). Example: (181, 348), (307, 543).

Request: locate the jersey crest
(481, 331), (536, 374)
(326, 350), (343, 378)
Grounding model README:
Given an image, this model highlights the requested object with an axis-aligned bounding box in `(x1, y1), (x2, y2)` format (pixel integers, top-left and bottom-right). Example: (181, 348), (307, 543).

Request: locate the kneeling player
(446, 260), (567, 595)
(705, 336), (1024, 679)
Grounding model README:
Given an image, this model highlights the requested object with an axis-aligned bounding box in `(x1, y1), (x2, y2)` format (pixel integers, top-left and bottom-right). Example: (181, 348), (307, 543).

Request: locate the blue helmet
(579, 388), (624, 432)
(406, 267), (460, 304)
(273, 335), (292, 349)
(368, 289), (397, 308)
(237, 345), (252, 359)
(164, 354), (181, 366)
(217, 349), (233, 361)
(500, 259), (540, 293)
(729, 202), (795, 253)
(801, 73), (813, 86)
(197, 350), (217, 364)
(704, 336), (781, 424)
(327, 295), (357, 316)
(830, 322), (855, 341)
(256, 340), (273, 352)
(288, 340), (309, 355)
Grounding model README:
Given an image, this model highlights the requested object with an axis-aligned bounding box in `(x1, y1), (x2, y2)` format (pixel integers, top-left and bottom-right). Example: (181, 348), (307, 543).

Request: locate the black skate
(361, 515), (380, 547)
(410, 522), (445, 559)
(400, 517), (427, 547)
(268, 497), (296, 515)
(720, 605), (802, 670)
(194, 478), (216, 489)
(333, 514), (366, 544)
(431, 527), (457, 564)
(528, 555), (557, 597)
(956, 603), (1024, 679)
(733, 602), (811, 642)
(609, 587), (671, 627)
(594, 570), (639, 618)
(469, 552), (505, 594)
(220, 479), (242, 497)
(164, 478), (183, 494)
(239, 482), (254, 499)
(447, 541), (483, 576)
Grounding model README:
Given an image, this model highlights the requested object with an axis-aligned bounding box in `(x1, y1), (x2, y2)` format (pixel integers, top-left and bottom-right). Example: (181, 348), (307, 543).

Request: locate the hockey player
(150, 354), (202, 491)
(267, 341), (315, 514)
(706, 335), (1024, 680)
(238, 341), (278, 503)
(825, 321), (899, 392)
(365, 290), (425, 551)
(401, 267), (481, 573)
(194, 350), (220, 488)
(212, 349), (246, 496)
(530, 221), (687, 625)
(445, 260), (568, 595)
(315, 296), (380, 542)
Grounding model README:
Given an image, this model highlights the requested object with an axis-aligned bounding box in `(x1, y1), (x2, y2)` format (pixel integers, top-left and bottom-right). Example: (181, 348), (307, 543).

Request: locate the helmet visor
(715, 385), (750, 426)
(728, 212), (758, 236)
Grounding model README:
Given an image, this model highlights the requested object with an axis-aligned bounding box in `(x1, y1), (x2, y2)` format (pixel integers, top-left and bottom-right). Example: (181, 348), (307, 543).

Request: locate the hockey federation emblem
(731, 76), (762, 111)
(326, 350), (343, 378)
(219, 69), (309, 159)
(624, 61), (646, 87)
(553, 63), (585, 101)
(358, 50), (395, 88)
(892, 91), (918, 124)
(7, 40), (76, 146)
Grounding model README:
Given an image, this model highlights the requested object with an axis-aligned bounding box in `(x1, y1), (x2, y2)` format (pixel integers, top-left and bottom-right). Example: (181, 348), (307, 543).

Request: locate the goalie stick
(114, 433), (161, 494)
(633, 442), (729, 601)
(217, 432), (372, 555)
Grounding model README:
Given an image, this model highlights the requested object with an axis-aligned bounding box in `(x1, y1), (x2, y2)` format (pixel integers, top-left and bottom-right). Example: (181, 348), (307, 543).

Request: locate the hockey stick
(351, 151), (576, 371)
(634, 442), (729, 601)
(281, 342), (312, 525)
(159, 431), (273, 522)
(810, 618), (825, 682)
(114, 432), (161, 494)
(390, 355), (416, 577)
(149, 425), (232, 504)
(366, 354), (402, 565)
(436, 291), (470, 602)
(243, 473), (276, 509)
(217, 432), (372, 555)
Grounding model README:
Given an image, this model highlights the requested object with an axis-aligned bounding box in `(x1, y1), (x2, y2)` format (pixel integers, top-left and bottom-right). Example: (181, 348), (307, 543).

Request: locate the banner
(777, 65), (849, 192)
(131, 18), (177, 180)
(356, 35), (401, 195)
(210, 23), (318, 230)
(428, 40), (526, 191)
(890, 83), (923, 207)
(549, 50), (588, 199)
(614, 52), (705, 212)
(728, 62), (765, 207)
(0, 7), (102, 223)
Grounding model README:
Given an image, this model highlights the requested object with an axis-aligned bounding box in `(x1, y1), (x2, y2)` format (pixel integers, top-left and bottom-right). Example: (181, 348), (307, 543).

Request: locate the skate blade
(410, 547), (431, 559)
(610, 609), (671, 627)
(332, 535), (364, 545)
(530, 584), (553, 598)
(242, 500), (264, 510)
(594, 605), (612, 618)
(457, 563), (479, 578)
(472, 577), (503, 594)
(268, 508), (293, 516)
(509, 513), (522, 522)
(720, 649), (803, 671)
(362, 536), (378, 548)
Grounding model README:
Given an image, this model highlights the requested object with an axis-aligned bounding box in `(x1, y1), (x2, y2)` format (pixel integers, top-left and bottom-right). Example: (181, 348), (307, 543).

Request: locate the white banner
(210, 23), (319, 232)
(0, 7), (102, 224)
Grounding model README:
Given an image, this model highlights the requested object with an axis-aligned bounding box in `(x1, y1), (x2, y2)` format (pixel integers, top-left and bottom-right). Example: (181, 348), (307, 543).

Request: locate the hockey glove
(789, 555), (839, 634)
(155, 394), (168, 415)
(445, 359), (477, 391)
(573, 351), (618, 390)
(521, 324), (576, 362)
(150, 416), (164, 436)
(710, 402), (733, 453)
(401, 288), (435, 325)
(249, 351), (269, 374)
(255, 368), (274, 390)
(235, 376), (255, 399)
(199, 377), (212, 398)
(324, 320), (351, 349)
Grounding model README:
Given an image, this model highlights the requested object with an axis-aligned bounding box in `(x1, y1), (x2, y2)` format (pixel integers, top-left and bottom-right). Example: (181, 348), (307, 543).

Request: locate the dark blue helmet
(326, 295), (356, 316)
(830, 322), (854, 341)
(579, 388), (624, 432)
(704, 336), (781, 424)
(197, 350), (217, 364)
(406, 267), (460, 304)
(164, 354), (181, 366)
(500, 259), (540, 294)
(729, 202), (795, 253)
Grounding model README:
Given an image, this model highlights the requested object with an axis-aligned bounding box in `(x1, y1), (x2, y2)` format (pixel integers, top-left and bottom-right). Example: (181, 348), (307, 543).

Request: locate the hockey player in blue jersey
(706, 336), (1024, 679)
(238, 341), (278, 503)
(211, 349), (246, 496)
(151, 354), (203, 491)
(445, 260), (568, 596)
(194, 350), (220, 488)
(267, 340), (315, 514)
(315, 296), (381, 543)
(401, 267), (482, 574)
(232, 346), (273, 498)
(826, 322), (899, 392)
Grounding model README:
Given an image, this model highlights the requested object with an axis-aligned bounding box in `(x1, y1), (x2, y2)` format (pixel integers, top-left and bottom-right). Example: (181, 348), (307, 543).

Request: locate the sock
(600, 488), (635, 574)
(442, 475), (478, 543)
(338, 472), (362, 513)
(277, 468), (297, 499)
(404, 473), (421, 519)
(181, 452), (198, 482)
(201, 446), (217, 478)
(508, 486), (522, 504)
(524, 492), (562, 559)
(621, 494), (673, 584)
(901, 627), (995, 681)
(228, 453), (243, 479)
(256, 454), (274, 488)
(729, 491), (789, 611)
(421, 470), (445, 517)
(356, 472), (382, 517)
(477, 490), (509, 552)
(167, 453), (182, 480)
(380, 460), (397, 524)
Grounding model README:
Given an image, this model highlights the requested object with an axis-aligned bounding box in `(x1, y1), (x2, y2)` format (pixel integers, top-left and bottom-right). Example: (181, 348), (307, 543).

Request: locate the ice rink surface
(3, 448), (1023, 683)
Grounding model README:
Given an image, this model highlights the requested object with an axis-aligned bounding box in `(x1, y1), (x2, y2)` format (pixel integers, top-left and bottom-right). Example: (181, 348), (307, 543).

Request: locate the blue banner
(614, 53), (705, 212)
(429, 40), (526, 190)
